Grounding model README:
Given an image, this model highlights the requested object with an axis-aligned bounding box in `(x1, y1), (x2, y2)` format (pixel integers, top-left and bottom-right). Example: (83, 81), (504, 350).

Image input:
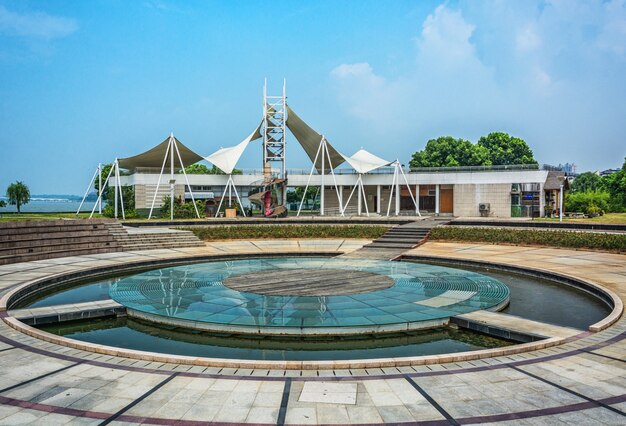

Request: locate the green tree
(94, 163), (113, 198)
(600, 157), (626, 212)
(184, 164), (242, 175)
(6, 181), (31, 213)
(477, 132), (537, 165)
(571, 172), (602, 193)
(409, 136), (491, 168)
(0, 200), (6, 208)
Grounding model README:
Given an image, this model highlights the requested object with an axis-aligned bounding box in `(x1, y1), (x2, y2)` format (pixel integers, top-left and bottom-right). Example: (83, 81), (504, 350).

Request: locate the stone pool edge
(0, 249), (617, 370)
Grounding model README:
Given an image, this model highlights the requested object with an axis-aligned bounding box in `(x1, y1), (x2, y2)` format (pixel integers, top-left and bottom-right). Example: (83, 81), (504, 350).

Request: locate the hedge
(430, 227), (626, 252)
(181, 225), (390, 241)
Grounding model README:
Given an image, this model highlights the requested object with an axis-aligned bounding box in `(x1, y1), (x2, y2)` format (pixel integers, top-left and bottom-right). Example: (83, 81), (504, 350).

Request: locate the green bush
(565, 191), (609, 216)
(161, 196), (206, 219)
(181, 225), (390, 241)
(430, 227), (626, 252)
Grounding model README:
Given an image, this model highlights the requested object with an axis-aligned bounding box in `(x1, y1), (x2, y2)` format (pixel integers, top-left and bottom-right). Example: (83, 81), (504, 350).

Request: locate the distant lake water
(0, 199), (104, 214)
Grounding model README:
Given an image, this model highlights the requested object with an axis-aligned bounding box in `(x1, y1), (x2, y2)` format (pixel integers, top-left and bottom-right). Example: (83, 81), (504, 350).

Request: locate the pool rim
(0, 251), (621, 370)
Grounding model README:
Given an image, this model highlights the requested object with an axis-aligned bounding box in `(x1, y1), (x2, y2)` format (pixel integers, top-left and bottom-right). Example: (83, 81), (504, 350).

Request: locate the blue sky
(1, 0), (625, 194)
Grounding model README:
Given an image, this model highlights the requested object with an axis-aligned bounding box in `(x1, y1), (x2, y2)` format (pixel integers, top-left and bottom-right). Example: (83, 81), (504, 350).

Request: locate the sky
(1, 0), (625, 194)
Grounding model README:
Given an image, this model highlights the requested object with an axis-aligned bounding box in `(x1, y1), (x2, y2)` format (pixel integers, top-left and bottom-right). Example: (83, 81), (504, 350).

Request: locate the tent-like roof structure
(286, 105), (345, 173)
(205, 122), (263, 174)
(118, 136), (203, 171)
(341, 149), (391, 174)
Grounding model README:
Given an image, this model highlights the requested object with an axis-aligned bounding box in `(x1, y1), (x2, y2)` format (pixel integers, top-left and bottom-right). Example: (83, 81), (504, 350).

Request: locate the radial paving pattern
(109, 257), (510, 333)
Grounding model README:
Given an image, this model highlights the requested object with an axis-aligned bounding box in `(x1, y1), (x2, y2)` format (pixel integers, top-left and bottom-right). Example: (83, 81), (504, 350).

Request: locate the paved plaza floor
(0, 239), (624, 425)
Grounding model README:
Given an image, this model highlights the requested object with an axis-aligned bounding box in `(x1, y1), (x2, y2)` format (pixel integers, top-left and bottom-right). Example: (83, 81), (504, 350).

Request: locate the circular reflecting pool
(108, 257), (511, 334)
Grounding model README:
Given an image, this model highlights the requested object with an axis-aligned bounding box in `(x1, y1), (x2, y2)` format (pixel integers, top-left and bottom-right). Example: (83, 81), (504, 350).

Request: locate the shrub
(565, 191), (609, 216)
(181, 225), (390, 241)
(430, 227), (626, 252)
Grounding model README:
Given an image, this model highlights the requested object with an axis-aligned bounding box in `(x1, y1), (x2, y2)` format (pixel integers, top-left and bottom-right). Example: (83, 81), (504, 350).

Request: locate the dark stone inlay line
(404, 375), (460, 426)
(0, 362), (81, 394)
(583, 350), (626, 364)
(0, 346), (17, 353)
(99, 372), (179, 426)
(276, 377), (291, 426)
(509, 365), (626, 417)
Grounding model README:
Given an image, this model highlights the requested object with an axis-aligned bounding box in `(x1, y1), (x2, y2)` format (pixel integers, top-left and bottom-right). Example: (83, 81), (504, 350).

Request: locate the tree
(409, 136), (491, 168)
(184, 164), (242, 175)
(477, 132), (537, 165)
(600, 157), (626, 212)
(6, 181), (30, 213)
(571, 172), (602, 193)
(0, 200), (6, 208)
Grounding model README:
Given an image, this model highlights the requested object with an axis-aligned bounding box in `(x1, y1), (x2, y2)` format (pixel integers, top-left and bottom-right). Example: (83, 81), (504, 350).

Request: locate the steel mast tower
(262, 79), (287, 180)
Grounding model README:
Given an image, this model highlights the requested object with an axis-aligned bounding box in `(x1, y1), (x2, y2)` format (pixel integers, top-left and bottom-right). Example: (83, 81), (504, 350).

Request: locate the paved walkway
(0, 240), (624, 424)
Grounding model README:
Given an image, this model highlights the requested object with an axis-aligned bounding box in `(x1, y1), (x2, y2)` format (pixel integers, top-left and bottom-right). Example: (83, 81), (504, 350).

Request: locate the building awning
(341, 149), (391, 174)
(205, 122), (263, 174)
(544, 171), (569, 190)
(118, 136), (203, 171)
(286, 105), (345, 173)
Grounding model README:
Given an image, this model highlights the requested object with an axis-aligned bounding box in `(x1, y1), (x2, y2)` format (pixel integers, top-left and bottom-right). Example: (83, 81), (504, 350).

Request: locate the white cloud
(516, 25), (542, 52)
(417, 4), (476, 65)
(0, 5), (77, 39)
(329, 1), (626, 170)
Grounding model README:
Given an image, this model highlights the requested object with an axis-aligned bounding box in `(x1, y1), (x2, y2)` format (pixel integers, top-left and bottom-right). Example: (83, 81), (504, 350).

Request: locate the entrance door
(439, 188), (453, 214)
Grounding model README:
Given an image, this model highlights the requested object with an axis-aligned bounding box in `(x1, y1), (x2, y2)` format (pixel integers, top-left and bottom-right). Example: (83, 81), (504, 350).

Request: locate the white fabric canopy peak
(205, 122), (262, 174)
(341, 149), (391, 174)
(286, 105), (345, 173)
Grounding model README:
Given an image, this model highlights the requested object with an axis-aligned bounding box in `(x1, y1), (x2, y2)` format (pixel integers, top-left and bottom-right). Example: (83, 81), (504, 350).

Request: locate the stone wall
(135, 184), (185, 209)
(453, 184), (511, 217)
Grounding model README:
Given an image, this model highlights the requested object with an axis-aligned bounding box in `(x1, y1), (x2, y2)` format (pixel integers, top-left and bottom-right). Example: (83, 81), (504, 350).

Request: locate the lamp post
(558, 176), (565, 222)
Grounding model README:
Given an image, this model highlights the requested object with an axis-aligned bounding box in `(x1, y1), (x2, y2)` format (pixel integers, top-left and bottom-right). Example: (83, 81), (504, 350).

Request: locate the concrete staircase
(343, 218), (446, 260)
(104, 223), (205, 251)
(0, 219), (120, 265)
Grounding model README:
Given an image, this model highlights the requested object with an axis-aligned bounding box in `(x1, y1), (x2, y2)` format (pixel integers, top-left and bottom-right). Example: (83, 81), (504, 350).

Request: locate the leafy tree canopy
(409, 132), (537, 168)
(184, 164), (242, 175)
(409, 136), (491, 168)
(477, 132), (538, 165)
(570, 172), (602, 193)
(6, 181), (30, 213)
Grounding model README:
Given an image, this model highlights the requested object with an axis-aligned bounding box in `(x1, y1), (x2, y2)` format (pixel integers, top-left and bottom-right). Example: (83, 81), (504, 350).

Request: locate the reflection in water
(39, 317), (513, 361)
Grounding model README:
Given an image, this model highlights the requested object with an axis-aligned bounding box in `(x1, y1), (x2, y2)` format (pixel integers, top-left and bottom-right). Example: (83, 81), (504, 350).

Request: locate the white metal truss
(214, 174), (246, 217)
(296, 136), (343, 217)
(76, 163), (103, 217)
(342, 173), (370, 216)
(263, 79), (287, 179)
(147, 133), (200, 221)
(386, 161), (421, 217)
(90, 159), (125, 220)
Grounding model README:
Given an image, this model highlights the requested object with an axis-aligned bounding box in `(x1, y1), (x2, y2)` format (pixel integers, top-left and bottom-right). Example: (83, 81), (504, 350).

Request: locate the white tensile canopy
(341, 149), (391, 174)
(340, 149), (392, 216)
(204, 122), (263, 216)
(205, 122), (263, 174)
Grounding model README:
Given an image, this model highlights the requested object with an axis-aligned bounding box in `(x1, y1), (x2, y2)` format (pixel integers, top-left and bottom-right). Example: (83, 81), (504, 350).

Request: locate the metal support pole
(399, 165), (420, 217)
(376, 185), (381, 214)
(98, 163), (102, 214)
(90, 162), (115, 218)
(386, 167), (397, 217)
(297, 139), (323, 216)
(357, 176), (362, 216)
(559, 183), (564, 222)
(114, 161), (118, 219)
(148, 139), (171, 219)
(170, 134), (174, 222)
(320, 141), (325, 216)
(76, 166), (99, 217)
(435, 184), (440, 215)
(173, 137), (200, 219)
(395, 163), (400, 216)
(116, 160), (125, 220)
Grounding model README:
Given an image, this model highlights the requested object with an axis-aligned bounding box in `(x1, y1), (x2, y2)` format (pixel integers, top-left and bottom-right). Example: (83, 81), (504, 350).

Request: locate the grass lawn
(534, 213), (626, 225)
(0, 212), (103, 222)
